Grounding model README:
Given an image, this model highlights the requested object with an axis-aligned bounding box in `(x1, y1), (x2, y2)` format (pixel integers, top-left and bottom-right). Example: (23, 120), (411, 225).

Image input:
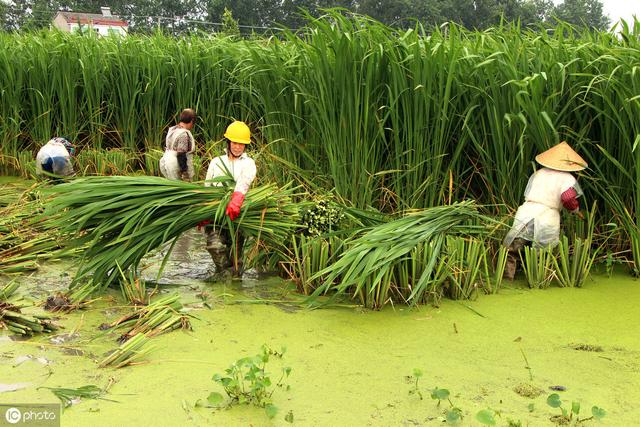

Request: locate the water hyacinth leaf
(571, 401), (580, 415)
(207, 392), (224, 406)
(446, 408), (462, 424)
(591, 406), (606, 419)
(475, 409), (496, 425)
(431, 388), (450, 400)
(265, 403), (278, 419)
(547, 393), (562, 408)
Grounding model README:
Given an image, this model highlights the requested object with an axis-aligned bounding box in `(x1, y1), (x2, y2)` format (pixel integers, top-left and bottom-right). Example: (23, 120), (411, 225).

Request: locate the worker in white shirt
(35, 137), (75, 180)
(204, 121), (257, 278)
(159, 109), (196, 181)
(503, 141), (587, 279)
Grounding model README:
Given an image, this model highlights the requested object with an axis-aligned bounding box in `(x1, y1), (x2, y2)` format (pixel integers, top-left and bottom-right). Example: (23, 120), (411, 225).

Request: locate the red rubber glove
(196, 219), (211, 230)
(225, 192), (245, 221)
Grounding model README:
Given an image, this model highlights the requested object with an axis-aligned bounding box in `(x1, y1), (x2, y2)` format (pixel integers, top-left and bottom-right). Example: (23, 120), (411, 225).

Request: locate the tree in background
(553, 0), (609, 30)
(0, 0), (613, 33)
(221, 6), (239, 36)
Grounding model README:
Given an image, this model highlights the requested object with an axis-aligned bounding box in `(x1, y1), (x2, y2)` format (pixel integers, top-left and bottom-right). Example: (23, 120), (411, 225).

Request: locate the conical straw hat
(535, 141), (587, 172)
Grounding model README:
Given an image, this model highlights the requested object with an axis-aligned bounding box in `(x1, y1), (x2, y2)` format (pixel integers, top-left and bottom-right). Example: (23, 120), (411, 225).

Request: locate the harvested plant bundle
(310, 201), (494, 308)
(0, 183), (75, 274)
(41, 176), (300, 291)
(44, 282), (97, 312)
(99, 332), (153, 368)
(104, 294), (192, 342)
(42, 385), (111, 408)
(0, 282), (58, 335)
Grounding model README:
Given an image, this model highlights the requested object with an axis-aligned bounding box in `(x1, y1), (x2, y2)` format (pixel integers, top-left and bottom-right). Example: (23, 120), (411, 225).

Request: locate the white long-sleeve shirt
(205, 152), (256, 194)
(504, 168), (582, 248)
(35, 139), (74, 177)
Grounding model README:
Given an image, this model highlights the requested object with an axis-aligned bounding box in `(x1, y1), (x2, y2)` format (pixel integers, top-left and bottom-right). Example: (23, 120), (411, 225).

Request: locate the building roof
(57, 11), (128, 27)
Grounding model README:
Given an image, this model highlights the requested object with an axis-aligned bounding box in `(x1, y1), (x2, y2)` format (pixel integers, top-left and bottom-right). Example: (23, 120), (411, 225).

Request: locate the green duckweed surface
(1, 259), (639, 426)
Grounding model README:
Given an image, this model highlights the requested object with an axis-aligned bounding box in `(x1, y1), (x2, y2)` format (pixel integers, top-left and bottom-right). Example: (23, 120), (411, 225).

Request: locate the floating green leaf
(475, 409), (496, 425)
(591, 406), (606, 419)
(547, 393), (562, 408)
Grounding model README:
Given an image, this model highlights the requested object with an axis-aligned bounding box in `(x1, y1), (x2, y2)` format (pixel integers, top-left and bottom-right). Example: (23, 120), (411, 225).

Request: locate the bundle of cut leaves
(0, 281), (58, 335)
(102, 294), (193, 343)
(309, 201), (496, 307)
(99, 332), (153, 368)
(40, 176), (300, 292)
(41, 384), (114, 409)
(0, 183), (75, 274)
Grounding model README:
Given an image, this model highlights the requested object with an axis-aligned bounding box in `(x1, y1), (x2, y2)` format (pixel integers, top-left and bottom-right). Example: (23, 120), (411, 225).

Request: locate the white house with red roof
(52, 7), (128, 36)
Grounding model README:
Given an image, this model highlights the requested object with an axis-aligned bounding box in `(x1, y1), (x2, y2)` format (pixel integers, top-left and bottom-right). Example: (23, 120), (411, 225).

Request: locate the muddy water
(1, 211), (639, 425)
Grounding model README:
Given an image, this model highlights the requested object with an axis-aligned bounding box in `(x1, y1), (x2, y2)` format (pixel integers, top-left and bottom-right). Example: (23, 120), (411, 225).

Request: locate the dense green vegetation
(1, 13), (639, 306)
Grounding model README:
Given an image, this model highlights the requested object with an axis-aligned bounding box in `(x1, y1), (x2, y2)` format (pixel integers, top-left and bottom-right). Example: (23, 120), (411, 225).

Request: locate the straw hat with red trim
(535, 141), (587, 172)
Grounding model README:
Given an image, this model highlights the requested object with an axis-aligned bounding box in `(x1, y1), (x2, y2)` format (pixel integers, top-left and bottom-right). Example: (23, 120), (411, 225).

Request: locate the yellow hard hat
(224, 121), (251, 144)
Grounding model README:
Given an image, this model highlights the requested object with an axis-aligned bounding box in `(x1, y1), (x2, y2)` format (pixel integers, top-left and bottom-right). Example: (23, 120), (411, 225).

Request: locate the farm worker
(503, 141), (587, 279)
(160, 108), (196, 181)
(35, 137), (75, 179)
(203, 120), (257, 278)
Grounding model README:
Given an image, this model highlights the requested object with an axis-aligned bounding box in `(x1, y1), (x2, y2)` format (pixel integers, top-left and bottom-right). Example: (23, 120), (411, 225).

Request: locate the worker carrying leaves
(35, 137), (75, 179)
(503, 142), (587, 280)
(204, 120), (257, 278)
(160, 108), (196, 181)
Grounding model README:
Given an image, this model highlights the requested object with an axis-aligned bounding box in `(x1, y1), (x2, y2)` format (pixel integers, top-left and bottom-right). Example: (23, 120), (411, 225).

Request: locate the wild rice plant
(521, 246), (556, 289)
(76, 149), (135, 175)
(444, 236), (488, 300)
(391, 239), (450, 306)
(117, 266), (152, 306)
(284, 235), (345, 295)
(41, 176), (300, 291)
(552, 208), (600, 287)
(310, 201), (493, 309)
(483, 245), (508, 294)
(143, 149), (164, 177)
(553, 236), (598, 288)
(17, 151), (36, 178)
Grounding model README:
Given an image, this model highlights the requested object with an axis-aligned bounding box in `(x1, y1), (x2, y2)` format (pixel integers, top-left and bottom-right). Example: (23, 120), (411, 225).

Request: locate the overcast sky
(552, 0), (640, 28)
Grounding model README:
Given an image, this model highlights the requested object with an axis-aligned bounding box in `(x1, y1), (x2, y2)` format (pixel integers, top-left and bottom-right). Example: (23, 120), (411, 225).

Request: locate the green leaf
(265, 404), (278, 419)
(571, 401), (580, 415)
(431, 388), (450, 400)
(446, 408), (462, 424)
(285, 410), (294, 423)
(207, 392), (224, 406)
(547, 393), (562, 408)
(475, 409), (496, 425)
(413, 368), (423, 378)
(527, 403), (535, 412)
(591, 406), (606, 419)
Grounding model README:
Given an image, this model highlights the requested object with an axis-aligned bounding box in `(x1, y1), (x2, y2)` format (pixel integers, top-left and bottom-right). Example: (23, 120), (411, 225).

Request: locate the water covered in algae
(1, 234), (639, 426)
